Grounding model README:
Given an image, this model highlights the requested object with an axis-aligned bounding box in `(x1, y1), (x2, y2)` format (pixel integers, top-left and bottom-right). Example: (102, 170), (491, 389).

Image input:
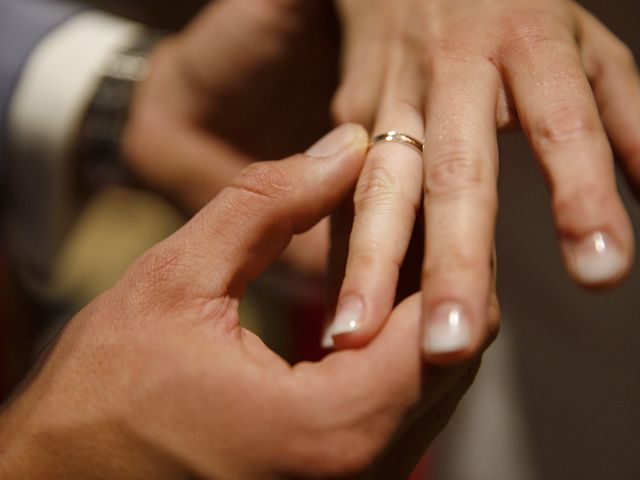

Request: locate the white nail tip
(572, 232), (626, 284)
(321, 326), (335, 349)
(423, 304), (472, 354)
(329, 297), (364, 337)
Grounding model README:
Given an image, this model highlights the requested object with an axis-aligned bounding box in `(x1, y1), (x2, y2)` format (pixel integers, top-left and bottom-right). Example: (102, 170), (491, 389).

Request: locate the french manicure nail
(306, 124), (357, 158)
(330, 296), (364, 337)
(570, 231), (626, 284)
(423, 303), (472, 355)
(321, 325), (335, 349)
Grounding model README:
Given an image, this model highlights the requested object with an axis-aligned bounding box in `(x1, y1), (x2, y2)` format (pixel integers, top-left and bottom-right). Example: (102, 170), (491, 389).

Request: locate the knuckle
(423, 47), (500, 93)
(423, 250), (487, 281)
(499, 9), (567, 56)
(348, 249), (382, 272)
(552, 182), (614, 235)
(348, 248), (403, 278)
(534, 103), (600, 147)
(121, 245), (190, 305)
(229, 161), (293, 202)
(424, 145), (489, 197)
(131, 246), (184, 285)
(423, 44), (476, 76)
(330, 87), (372, 125)
(353, 163), (402, 212)
(422, 43), (471, 81)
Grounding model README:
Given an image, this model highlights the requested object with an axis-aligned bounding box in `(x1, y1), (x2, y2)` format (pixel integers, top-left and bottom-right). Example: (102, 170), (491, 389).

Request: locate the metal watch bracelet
(76, 32), (163, 189)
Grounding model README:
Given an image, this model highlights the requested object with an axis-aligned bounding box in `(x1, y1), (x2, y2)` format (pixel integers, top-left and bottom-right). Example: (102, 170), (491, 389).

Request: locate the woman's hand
(0, 126), (488, 479)
(122, 0), (337, 276)
(328, 0), (640, 364)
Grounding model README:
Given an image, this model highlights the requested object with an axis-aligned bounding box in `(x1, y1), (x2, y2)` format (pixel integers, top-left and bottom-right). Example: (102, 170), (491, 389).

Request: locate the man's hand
(328, 0), (639, 364)
(0, 125), (486, 479)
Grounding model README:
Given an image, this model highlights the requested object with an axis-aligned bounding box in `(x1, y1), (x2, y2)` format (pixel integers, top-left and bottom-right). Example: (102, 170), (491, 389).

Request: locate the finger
(288, 293), (482, 475)
(504, 26), (634, 287)
(322, 195), (356, 349)
(420, 57), (500, 364)
(576, 5), (640, 197)
(328, 52), (425, 348)
(331, 9), (386, 128)
(374, 361), (481, 479)
(166, 124), (369, 297)
(124, 120), (250, 212)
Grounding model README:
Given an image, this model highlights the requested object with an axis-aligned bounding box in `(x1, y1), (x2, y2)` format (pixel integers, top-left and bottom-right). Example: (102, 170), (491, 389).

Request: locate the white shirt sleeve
(5, 11), (143, 279)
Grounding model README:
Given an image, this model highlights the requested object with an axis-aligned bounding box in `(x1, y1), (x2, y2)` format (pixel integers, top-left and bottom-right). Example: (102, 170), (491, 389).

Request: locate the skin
(121, 0), (339, 276)
(0, 126), (491, 479)
(328, 0), (640, 364)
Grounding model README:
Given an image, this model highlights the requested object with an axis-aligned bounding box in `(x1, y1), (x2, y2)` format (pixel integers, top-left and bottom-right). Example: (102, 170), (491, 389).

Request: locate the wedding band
(369, 131), (424, 153)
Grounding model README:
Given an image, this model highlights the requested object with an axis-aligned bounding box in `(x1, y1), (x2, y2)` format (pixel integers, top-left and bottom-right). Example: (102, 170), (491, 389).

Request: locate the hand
(0, 126), (486, 479)
(328, 0), (640, 363)
(122, 0), (337, 276)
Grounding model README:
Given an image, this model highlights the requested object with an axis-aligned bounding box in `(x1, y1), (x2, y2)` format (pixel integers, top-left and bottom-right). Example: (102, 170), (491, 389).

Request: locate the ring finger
(328, 45), (425, 348)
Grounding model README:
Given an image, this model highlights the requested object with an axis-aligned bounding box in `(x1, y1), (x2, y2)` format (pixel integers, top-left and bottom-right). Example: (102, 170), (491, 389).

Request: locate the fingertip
(563, 230), (633, 288)
(327, 288), (394, 350)
(421, 302), (487, 366)
(329, 295), (365, 336)
(305, 123), (368, 159)
(347, 123), (370, 159)
(328, 294), (379, 349)
(328, 253), (405, 350)
(321, 325), (335, 350)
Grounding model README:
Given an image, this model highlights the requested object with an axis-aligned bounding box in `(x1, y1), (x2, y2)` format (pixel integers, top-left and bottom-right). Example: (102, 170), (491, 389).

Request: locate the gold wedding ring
(369, 131), (424, 153)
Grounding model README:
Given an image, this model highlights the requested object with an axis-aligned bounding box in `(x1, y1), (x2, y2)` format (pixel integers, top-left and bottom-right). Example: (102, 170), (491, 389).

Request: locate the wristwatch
(76, 32), (162, 188)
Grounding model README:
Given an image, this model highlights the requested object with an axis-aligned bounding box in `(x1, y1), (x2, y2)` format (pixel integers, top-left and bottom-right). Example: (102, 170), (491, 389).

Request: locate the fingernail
(423, 303), (472, 355)
(330, 296), (364, 337)
(306, 124), (357, 158)
(570, 231), (626, 284)
(321, 326), (335, 349)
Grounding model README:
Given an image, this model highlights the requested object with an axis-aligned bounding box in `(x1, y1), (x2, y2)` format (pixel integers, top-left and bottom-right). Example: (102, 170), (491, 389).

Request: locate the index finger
(152, 124), (369, 299)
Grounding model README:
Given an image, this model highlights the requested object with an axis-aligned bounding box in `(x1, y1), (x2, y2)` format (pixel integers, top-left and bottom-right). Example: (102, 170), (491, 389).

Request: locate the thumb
(171, 124), (368, 297)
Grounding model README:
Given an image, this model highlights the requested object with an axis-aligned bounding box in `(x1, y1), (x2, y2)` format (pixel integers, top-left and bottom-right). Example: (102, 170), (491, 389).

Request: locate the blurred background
(0, 0), (340, 397)
(1, 1), (639, 479)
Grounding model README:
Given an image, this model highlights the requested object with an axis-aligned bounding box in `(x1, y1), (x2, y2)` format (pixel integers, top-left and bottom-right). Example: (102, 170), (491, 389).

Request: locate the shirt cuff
(0, 0), (82, 174)
(5, 11), (143, 279)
